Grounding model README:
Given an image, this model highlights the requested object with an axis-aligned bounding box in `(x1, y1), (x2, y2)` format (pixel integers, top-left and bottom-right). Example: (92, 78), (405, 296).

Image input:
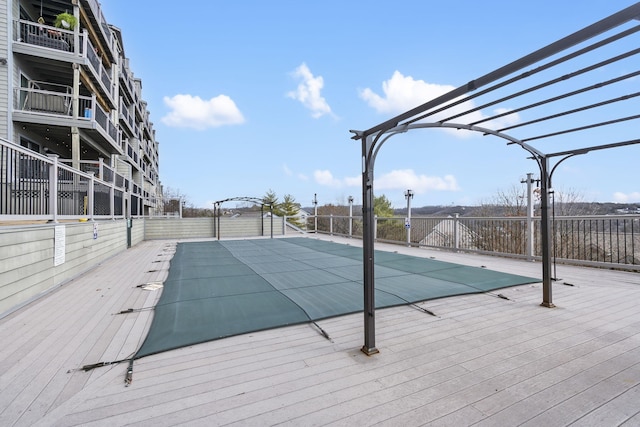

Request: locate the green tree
(280, 194), (304, 227)
(262, 190), (303, 227)
(374, 194), (394, 217)
(262, 189), (279, 210)
(372, 194), (403, 241)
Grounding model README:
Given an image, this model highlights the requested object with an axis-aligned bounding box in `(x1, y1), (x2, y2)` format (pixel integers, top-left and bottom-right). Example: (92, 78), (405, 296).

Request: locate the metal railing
(83, 0), (118, 59)
(86, 40), (113, 97)
(14, 19), (114, 103)
(0, 138), (149, 221)
(15, 19), (77, 52)
(14, 86), (121, 152)
(119, 61), (139, 104)
(308, 214), (640, 271)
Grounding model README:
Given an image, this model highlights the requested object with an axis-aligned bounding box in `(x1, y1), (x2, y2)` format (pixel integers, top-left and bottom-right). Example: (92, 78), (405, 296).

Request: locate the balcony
(119, 60), (138, 104)
(13, 19), (80, 58)
(86, 43), (114, 106)
(125, 138), (140, 166)
(79, 0), (118, 63)
(14, 83), (121, 155)
(13, 19), (116, 109)
(16, 82), (72, 116)
(118, 98), (137, 137)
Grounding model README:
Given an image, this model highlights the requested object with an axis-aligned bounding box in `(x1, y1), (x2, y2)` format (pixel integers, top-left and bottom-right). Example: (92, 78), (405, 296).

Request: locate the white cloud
(313, 168), (459, 194)
(359, 71), (520, 134)
(283, 164), (293, 176)
(375, 169), (460, 193)
(313, 170), (360, 188)
(162, 94), (245, 130)
(483, 107), (521, 130)
(360, 71), (454, 114)
(287, 63), (333, 118)
(314, 169), (342, 187)
(613, 191), (640, 202)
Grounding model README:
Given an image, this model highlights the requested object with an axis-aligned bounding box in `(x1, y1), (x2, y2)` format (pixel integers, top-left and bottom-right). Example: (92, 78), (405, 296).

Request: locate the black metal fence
(308, 214), (640, 271)
(1, 138), (153, 221)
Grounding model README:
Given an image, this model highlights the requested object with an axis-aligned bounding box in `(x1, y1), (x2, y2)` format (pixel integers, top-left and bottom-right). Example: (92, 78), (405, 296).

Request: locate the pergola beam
(354, 3), (640, 142)
(352, 2), (640, 355)
(213, 197), (273, 239)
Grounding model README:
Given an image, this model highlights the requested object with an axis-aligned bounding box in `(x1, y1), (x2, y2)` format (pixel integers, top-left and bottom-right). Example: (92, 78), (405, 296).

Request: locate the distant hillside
(394, 203), (640, 217)
(299, 203), (640, 217)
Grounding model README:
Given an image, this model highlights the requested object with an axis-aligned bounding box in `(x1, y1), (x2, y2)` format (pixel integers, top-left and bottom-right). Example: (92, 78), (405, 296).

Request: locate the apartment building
(0, 0), (161, 217)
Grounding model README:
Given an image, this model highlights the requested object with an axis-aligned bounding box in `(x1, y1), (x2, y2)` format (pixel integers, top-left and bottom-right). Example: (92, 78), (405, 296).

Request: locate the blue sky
(101, 1), (640, 209)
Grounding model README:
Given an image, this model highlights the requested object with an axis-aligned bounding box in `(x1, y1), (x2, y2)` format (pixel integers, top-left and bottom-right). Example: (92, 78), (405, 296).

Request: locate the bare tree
(161, 187), (214, 217)
(162, 187), (189, 216)
(475, 184), (528, 217)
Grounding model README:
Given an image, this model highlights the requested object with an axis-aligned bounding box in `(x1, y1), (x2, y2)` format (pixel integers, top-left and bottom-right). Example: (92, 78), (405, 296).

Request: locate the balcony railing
(119, 99), (137, 136)
(82, 0), (117, 61)
(14, 20), (114, 105)
(119, 61), (138, 103)
(14, 87), (120, 151)
(15, 20), (77, 52)
(15, 85), (72, 116)
(86, 42), (113, 97)
(308, 214), (640, 271)
(0, 138), (153, 220)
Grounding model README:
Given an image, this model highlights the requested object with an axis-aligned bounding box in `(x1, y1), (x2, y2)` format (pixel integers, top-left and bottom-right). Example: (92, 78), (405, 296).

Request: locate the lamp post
(348, 196), (354, 237)
(404, 189), (413, 246)
(214, 202), (221, 240)
(313, 193), (318, 233)
(521, 173), (536, 260)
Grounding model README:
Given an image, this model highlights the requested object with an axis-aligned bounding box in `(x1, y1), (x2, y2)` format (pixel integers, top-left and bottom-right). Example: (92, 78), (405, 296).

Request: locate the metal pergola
(213, 197), (274, 239)
(351, 3), (640, 355)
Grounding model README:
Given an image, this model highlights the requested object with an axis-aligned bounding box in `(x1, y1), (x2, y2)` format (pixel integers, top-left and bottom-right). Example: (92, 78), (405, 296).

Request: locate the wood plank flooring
(1, 236), (639, 426)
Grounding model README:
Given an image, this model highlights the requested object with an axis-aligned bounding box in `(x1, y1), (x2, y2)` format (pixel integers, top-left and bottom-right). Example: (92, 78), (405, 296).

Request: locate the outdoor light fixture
(405, 189), (413, 246)
(313, 193), (318, 233)
(348, 196), (354, 237)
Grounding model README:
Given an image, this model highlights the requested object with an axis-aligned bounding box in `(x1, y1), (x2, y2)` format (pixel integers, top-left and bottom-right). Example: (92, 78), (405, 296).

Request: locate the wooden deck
(1, 236), (639, 426)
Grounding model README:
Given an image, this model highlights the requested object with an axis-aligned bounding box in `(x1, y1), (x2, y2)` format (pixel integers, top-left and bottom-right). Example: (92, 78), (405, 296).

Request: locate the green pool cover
(134, 238), (539, 358)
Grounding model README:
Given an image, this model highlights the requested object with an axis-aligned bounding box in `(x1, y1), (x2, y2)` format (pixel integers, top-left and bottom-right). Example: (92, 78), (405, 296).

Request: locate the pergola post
(539, 156), (555, 307)
(361, 134), (378, 355)
(350, 2), (640, 351)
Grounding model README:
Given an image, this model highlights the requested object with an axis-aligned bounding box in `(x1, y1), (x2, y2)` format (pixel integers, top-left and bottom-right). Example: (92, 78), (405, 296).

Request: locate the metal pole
(522, 173), (535, 260)
(405, 189), (413, 246)
(454, 213), (460, 250)
(216, 202), (220, 240)
(539, 157), (555, 307)
(348, 196), (354, 237)
(362, 135), (378, 355)
(313, 193), (318, 233)
(48, 154), (59, 223)
(88, 172), (95, 221)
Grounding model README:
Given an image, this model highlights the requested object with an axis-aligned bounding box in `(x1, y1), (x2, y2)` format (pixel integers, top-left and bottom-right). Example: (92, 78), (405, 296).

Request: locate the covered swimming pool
(134, 238), (540, 359)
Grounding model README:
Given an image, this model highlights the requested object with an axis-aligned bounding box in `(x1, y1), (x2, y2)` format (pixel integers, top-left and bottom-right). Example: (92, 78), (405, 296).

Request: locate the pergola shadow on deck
(351, 3), (640, 354)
